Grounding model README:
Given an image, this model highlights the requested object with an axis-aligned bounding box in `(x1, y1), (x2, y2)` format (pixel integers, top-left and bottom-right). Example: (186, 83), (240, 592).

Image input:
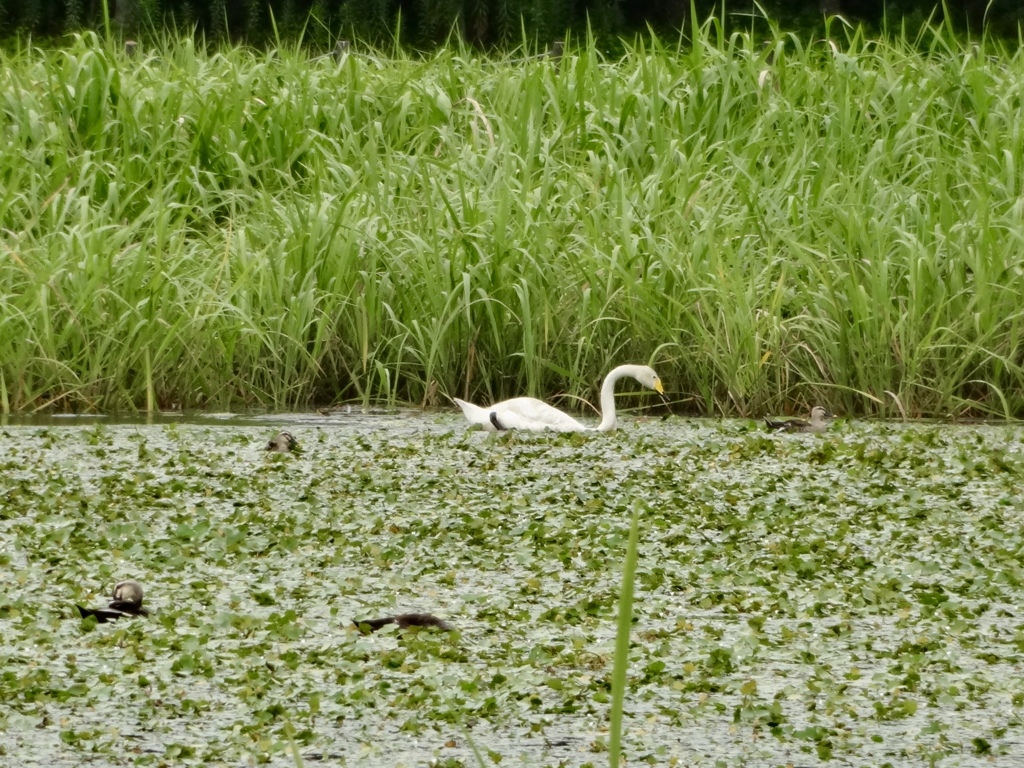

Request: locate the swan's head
(636, 366), (665, 395)
(112, 579), (144, 607)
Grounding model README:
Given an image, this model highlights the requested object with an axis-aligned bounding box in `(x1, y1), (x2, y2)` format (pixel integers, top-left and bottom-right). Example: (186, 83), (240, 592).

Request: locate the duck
(353, 613), (453, 632)
(76, 579), (149, 623)
(764, 406), (834, 433)
(453, 364), (665, 433)
(265, 430), (298, 452)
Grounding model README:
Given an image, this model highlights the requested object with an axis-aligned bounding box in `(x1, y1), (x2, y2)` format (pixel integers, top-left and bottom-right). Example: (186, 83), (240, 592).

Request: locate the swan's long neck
(596, 365), (642, 432)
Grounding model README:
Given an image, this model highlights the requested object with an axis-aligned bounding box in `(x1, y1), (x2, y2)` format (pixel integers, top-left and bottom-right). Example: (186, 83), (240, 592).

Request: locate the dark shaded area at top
(3, 0), (1022, 47)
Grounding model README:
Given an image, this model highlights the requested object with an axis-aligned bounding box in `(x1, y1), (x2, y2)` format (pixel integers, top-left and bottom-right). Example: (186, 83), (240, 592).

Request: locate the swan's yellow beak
(654, 378), (664, 395)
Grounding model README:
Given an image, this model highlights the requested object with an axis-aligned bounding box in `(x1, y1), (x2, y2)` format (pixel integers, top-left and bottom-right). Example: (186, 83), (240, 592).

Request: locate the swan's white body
(452, 364), (664, 433)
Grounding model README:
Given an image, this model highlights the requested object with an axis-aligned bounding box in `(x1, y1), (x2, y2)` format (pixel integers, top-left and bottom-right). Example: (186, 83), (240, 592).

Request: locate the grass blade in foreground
(609, 501), (643, 766)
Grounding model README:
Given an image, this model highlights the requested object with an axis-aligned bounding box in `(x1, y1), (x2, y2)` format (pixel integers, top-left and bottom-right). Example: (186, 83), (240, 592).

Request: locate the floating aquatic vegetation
(1, 415), (1023, 766)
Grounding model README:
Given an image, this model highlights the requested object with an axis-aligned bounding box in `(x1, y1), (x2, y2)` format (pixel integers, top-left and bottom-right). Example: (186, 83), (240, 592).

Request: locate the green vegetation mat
(2, 415), (1024, 766)
(2, 26), (1024, 416)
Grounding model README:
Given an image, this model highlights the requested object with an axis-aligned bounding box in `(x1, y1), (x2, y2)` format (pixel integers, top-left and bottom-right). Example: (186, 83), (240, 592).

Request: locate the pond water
(2, 412), (1023, 767)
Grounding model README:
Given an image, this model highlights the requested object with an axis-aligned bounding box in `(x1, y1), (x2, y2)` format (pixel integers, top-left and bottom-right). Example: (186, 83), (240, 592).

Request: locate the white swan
(452, 364), (665, 433)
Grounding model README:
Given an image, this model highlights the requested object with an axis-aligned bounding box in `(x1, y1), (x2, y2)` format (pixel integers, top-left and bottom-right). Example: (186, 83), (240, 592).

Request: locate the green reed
(1, 21), (1023, 415)
(608, 501), (642, 766)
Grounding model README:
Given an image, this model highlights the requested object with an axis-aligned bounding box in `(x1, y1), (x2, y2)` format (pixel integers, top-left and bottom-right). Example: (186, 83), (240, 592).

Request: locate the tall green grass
(2, 22), (1023, 416)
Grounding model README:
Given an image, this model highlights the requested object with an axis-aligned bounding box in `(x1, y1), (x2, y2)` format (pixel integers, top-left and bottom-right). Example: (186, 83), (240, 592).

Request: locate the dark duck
(353, 613), (452, 632)
(266, 430), (298, 452)
(764, 406), (834, 434)
(76, 579), (150, 623)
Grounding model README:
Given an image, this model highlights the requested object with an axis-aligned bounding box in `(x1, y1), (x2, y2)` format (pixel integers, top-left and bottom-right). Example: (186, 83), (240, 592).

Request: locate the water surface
(2, 413), (1023, 766)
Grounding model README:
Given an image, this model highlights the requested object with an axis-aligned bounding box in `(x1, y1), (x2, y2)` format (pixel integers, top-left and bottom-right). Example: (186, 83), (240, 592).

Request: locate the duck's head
(112, 579), (144, 607)
(811, 406), (834, 420)
(266, 431), (297, 452)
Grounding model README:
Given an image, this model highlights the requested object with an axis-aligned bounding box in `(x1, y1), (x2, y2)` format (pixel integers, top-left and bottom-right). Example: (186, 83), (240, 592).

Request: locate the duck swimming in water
(265, 430), (298, 452)
(764, 406), (834, 434)
(76, 579), (149, 623)
(353, 613), (453, 632)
